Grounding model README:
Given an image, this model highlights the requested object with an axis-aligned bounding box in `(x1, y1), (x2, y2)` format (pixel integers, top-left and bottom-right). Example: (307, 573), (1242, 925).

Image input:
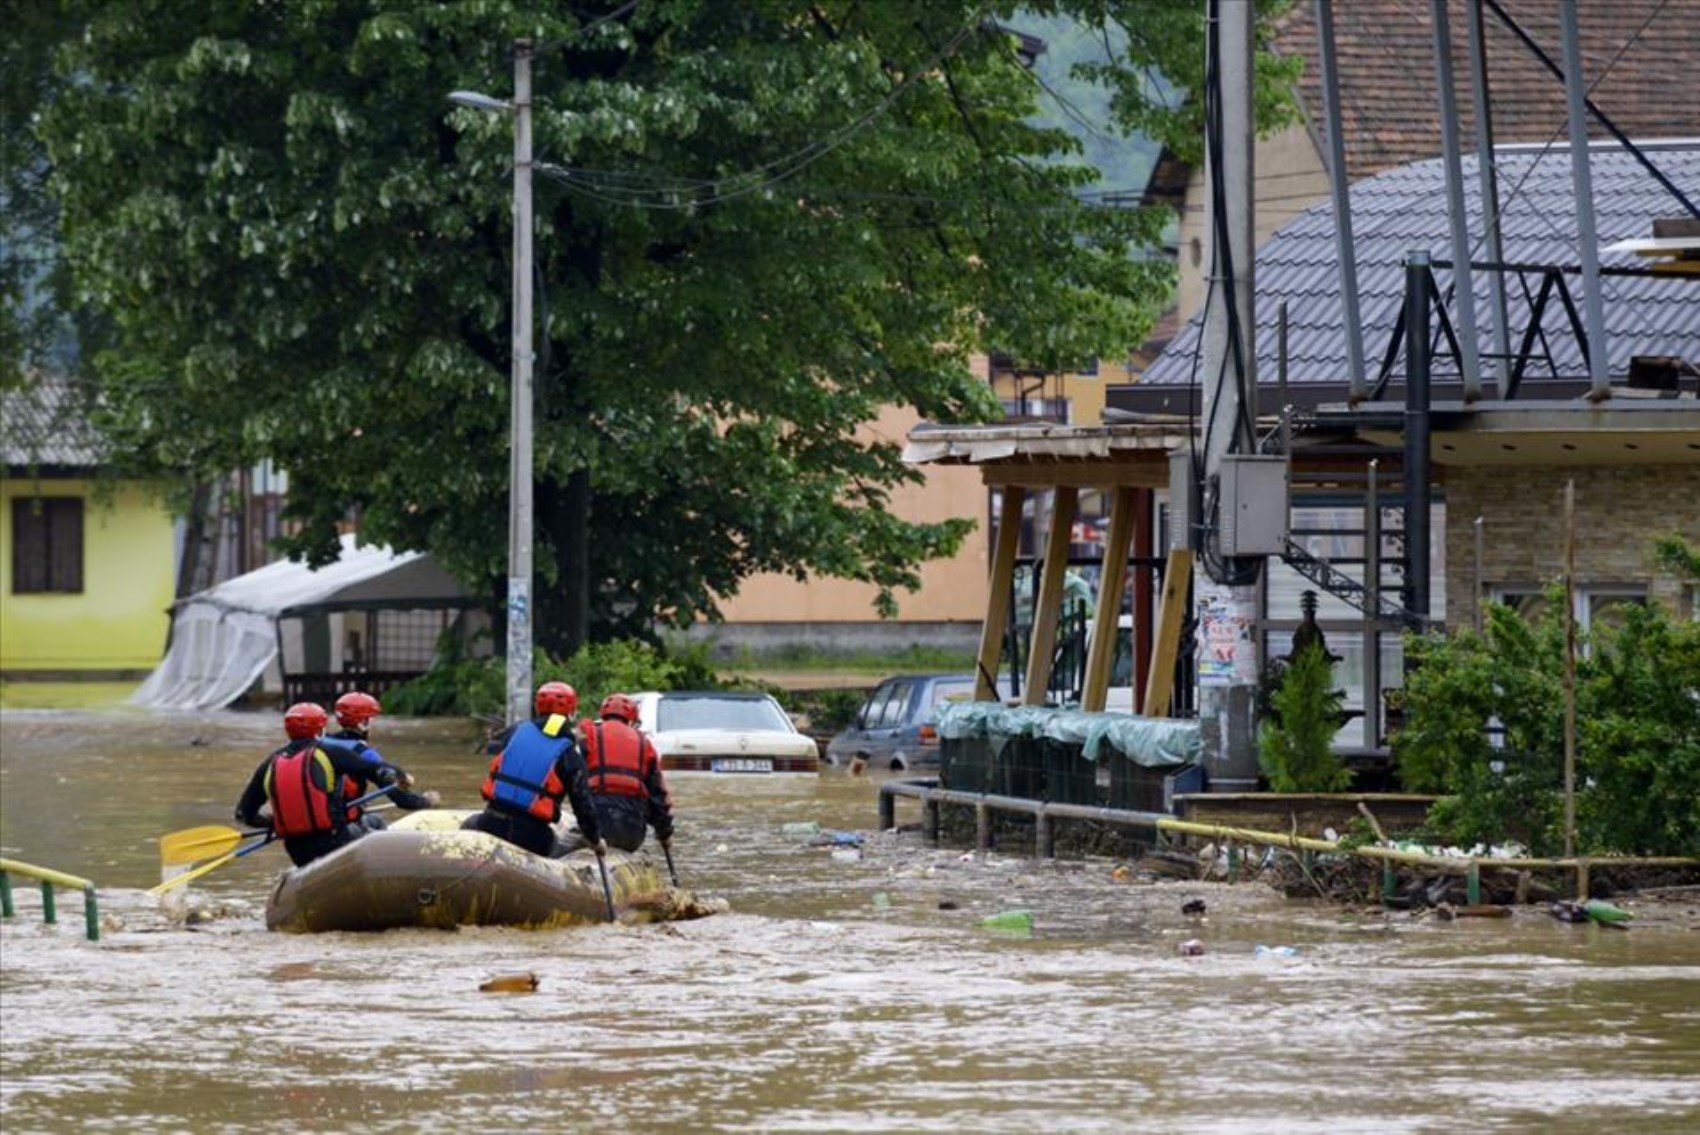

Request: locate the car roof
(644, 690), (773, 700)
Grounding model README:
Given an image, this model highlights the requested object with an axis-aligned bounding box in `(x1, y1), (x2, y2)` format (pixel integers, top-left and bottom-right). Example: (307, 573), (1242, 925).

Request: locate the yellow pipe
(0, 858), (96, 891)
(1154, 820), (1700, 876)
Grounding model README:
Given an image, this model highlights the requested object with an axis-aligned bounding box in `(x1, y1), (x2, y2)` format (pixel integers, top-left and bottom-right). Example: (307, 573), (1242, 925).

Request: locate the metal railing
(0, 858), (102, 941)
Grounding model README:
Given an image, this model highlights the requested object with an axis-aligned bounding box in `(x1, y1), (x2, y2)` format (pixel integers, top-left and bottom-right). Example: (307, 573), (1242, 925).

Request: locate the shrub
(1258, 642), (1351, 792)
(386, 637), (726, 723)
(1395, 537), (1700, 857)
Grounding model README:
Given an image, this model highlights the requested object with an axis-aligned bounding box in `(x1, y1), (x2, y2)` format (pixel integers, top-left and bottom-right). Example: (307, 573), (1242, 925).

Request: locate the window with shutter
(10, 497), (84, 594)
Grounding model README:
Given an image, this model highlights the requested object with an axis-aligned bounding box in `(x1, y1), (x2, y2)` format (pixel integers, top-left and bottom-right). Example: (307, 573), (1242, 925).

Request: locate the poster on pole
(1196, 581), (1258, 686)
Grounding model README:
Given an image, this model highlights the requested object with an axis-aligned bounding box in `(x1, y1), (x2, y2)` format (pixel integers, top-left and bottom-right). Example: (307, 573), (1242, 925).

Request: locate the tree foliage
(1258, 643), (1351, 793)
(37, 0), (1296, 652)
(1396, 540), (1700, 857)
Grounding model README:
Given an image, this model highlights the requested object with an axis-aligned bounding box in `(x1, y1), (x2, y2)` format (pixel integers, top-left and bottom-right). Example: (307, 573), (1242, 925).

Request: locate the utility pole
(1191, 0), (1262, 792)
(507, 39), (536, 726)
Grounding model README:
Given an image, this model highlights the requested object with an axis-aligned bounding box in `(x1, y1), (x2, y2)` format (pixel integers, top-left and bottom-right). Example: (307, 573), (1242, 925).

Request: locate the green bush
(386, 637), (726, 723)
(1258, 642), (1351, 792)
(1395, 537), (1700, 857)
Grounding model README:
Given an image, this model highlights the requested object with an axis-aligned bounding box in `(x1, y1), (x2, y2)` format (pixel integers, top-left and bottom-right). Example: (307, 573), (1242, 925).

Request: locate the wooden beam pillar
(1133, 489), (1155, 697)
(1083, 486), (1137, 711)
(1023, 487), (1079, 707)
(1142, 548), (1194, 717)
(976, 485), (1026, 702)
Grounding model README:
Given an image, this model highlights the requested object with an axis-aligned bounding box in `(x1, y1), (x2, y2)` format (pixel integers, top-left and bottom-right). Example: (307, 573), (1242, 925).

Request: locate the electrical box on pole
(1218, 456), (1289, 556)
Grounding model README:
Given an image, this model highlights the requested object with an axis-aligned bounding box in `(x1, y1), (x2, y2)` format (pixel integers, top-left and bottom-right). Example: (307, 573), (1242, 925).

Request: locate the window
(11, 497), (83, 594)
(1490, 583), (1648, 649)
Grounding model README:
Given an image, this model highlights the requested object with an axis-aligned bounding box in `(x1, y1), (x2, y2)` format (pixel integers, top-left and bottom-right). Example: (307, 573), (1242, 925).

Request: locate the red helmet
(334, 691), (382, 729)
(599, 694), (639, 725)
(534, 681), (579, 718)
(283, 702), (329, 740)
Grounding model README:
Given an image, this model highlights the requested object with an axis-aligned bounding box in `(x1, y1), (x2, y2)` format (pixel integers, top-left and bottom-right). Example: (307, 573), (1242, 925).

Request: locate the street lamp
(450, 39), (535, 727)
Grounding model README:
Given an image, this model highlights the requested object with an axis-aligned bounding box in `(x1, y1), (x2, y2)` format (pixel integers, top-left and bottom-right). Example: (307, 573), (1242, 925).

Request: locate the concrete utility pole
(1192, 0), (1262, 792)
(507, 41), (536, 726)
(448, 41), (536, 727)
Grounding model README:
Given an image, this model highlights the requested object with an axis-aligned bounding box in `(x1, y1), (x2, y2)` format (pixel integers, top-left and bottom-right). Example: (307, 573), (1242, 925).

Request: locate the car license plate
(711, 758), (773, 774)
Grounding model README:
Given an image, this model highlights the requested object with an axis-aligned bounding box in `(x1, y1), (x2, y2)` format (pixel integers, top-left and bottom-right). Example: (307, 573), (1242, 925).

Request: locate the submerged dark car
(825, 673), (984, 773)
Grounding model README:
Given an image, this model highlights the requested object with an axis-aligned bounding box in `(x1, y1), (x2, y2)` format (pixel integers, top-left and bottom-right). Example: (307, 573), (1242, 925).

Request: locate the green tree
(38, 0), (1295, 654)
(1258, 642), (1351, 793)
(1396, 540), (1700, 857)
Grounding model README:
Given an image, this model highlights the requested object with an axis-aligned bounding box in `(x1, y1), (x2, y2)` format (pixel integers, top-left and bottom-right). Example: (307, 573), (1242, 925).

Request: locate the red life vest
(582, 720), (653, 800)
(265, 742), (341, 839)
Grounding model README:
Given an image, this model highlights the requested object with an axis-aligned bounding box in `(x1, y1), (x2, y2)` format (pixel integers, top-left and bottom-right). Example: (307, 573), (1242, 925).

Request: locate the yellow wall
(715, 402), (990, 624)
(0, 477), (176, 673)
(1176, 122), (1330, 320)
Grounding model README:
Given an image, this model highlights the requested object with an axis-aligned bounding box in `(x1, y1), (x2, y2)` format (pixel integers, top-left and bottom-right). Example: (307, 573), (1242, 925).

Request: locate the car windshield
(656, 695), (793, 733)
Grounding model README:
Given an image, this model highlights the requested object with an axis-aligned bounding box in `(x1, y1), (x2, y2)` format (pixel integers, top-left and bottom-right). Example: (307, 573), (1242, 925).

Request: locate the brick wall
(1443, 465), (1700, 630)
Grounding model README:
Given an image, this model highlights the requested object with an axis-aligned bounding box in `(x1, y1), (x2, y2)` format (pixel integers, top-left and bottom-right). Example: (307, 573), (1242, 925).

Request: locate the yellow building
(1, 378), (176, 678)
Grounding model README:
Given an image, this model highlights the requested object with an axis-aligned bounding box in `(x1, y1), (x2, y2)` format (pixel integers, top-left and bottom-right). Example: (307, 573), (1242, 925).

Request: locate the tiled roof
(1140, 141), (1700, 392)
(1277, 0), (1700, 182)
(0, 374), (110, 469)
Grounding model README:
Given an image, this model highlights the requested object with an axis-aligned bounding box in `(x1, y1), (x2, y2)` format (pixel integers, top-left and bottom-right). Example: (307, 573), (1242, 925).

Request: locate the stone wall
(1442, 464), (1700, 630)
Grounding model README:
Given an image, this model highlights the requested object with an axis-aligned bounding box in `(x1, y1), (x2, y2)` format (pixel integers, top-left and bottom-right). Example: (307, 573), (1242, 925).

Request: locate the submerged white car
(627, 690), (820, 774)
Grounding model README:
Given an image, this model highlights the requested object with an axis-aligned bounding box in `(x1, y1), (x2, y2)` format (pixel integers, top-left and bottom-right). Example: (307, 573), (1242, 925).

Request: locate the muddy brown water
(3, 708), (1698, 1133)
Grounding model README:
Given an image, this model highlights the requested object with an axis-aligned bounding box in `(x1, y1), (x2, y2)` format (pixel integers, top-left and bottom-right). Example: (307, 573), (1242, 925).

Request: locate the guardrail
(0, 858), (101, 941)
(876, 780), (1699, 902)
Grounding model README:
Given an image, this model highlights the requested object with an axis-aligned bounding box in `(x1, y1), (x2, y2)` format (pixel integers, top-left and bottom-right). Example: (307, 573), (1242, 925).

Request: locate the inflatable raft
(265, 810), (669, 933)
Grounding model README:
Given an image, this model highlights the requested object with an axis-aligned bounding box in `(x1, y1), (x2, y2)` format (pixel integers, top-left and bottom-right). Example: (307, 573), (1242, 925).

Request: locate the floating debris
(1181, 898), (1207, 916)
(981, 909), (1034, 934)
(479, 972), (539, 994)
(1178, 938), (1205, 957)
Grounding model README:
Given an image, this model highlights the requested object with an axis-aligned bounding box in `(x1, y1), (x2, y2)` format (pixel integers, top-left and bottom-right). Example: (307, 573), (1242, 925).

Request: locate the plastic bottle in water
(981, 909), (1034, 934)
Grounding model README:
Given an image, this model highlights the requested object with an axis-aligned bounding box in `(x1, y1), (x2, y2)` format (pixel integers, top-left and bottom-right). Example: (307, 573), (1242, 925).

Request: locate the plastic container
(981, 909), (1035, 934)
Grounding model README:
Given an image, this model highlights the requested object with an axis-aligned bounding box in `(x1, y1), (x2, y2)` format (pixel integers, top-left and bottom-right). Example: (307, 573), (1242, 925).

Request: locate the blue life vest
(482, 714), (573, 822)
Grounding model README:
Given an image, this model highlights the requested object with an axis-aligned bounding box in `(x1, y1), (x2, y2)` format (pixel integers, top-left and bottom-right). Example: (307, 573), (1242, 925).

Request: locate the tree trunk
(533, 469), (592, 660)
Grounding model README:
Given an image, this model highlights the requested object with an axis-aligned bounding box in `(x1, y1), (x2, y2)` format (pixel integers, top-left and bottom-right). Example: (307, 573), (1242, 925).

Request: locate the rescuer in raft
(234, 701), (424, 867)
(320, 690), (440, 828)
(556, 693), (675, 857)
(461, 681), (607, 859)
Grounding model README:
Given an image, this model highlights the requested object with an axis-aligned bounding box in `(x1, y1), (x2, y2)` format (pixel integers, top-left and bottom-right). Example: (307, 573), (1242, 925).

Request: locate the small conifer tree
(1259, 642), (1351, 792)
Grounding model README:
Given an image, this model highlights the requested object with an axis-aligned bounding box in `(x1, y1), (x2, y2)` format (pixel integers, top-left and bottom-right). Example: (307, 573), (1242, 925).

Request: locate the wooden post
(1083, 485), (1137, 711)
(976, 802), (992, 853)
(1023, 487), (1079, 706)
(977, 486), (1026, 702)
(1563, 480), (1577, 859)
(1142, 549), (1194, 717)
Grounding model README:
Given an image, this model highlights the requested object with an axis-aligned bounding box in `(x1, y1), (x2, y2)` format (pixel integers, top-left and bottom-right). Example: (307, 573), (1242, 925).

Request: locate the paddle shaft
(150, 785), (399, 896)
(661, 839), (680, 887)
(594, 850), (616, 922)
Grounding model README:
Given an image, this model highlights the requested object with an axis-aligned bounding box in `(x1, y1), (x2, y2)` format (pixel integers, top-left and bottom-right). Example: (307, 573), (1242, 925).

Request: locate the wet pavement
(3, 707), (1699, 1132)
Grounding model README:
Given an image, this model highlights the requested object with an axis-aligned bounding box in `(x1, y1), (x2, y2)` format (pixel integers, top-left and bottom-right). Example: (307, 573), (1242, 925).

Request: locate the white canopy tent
(132, 534), (485, 711)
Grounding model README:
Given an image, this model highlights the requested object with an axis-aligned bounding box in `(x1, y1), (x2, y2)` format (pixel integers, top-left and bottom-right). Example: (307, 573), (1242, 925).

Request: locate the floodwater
(3, 709), (1698, 1133)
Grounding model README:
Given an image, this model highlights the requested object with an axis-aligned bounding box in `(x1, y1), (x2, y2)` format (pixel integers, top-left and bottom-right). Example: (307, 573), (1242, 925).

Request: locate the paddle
(660, 837), (680, 887)
(160, 824), (267, 868)
(151, 832), (275, 895)
(593, 844), (616, 922)
(159, 802), (402, 869)
(149, 785), (400, 896)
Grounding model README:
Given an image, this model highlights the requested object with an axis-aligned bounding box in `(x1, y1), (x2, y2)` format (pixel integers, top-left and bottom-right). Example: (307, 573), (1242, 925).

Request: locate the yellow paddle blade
(159, 825), (247, 867)
(150, 848), (240, 895)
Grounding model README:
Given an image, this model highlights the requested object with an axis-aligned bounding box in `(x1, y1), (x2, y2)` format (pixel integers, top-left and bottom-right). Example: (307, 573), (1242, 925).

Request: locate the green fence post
(1466, 862), (1481, 906)
(84, 888), (101, 942)
(1227, 844), (1241, 883)
(41, 880), (57, 925)
(0, 869), (13, 918)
